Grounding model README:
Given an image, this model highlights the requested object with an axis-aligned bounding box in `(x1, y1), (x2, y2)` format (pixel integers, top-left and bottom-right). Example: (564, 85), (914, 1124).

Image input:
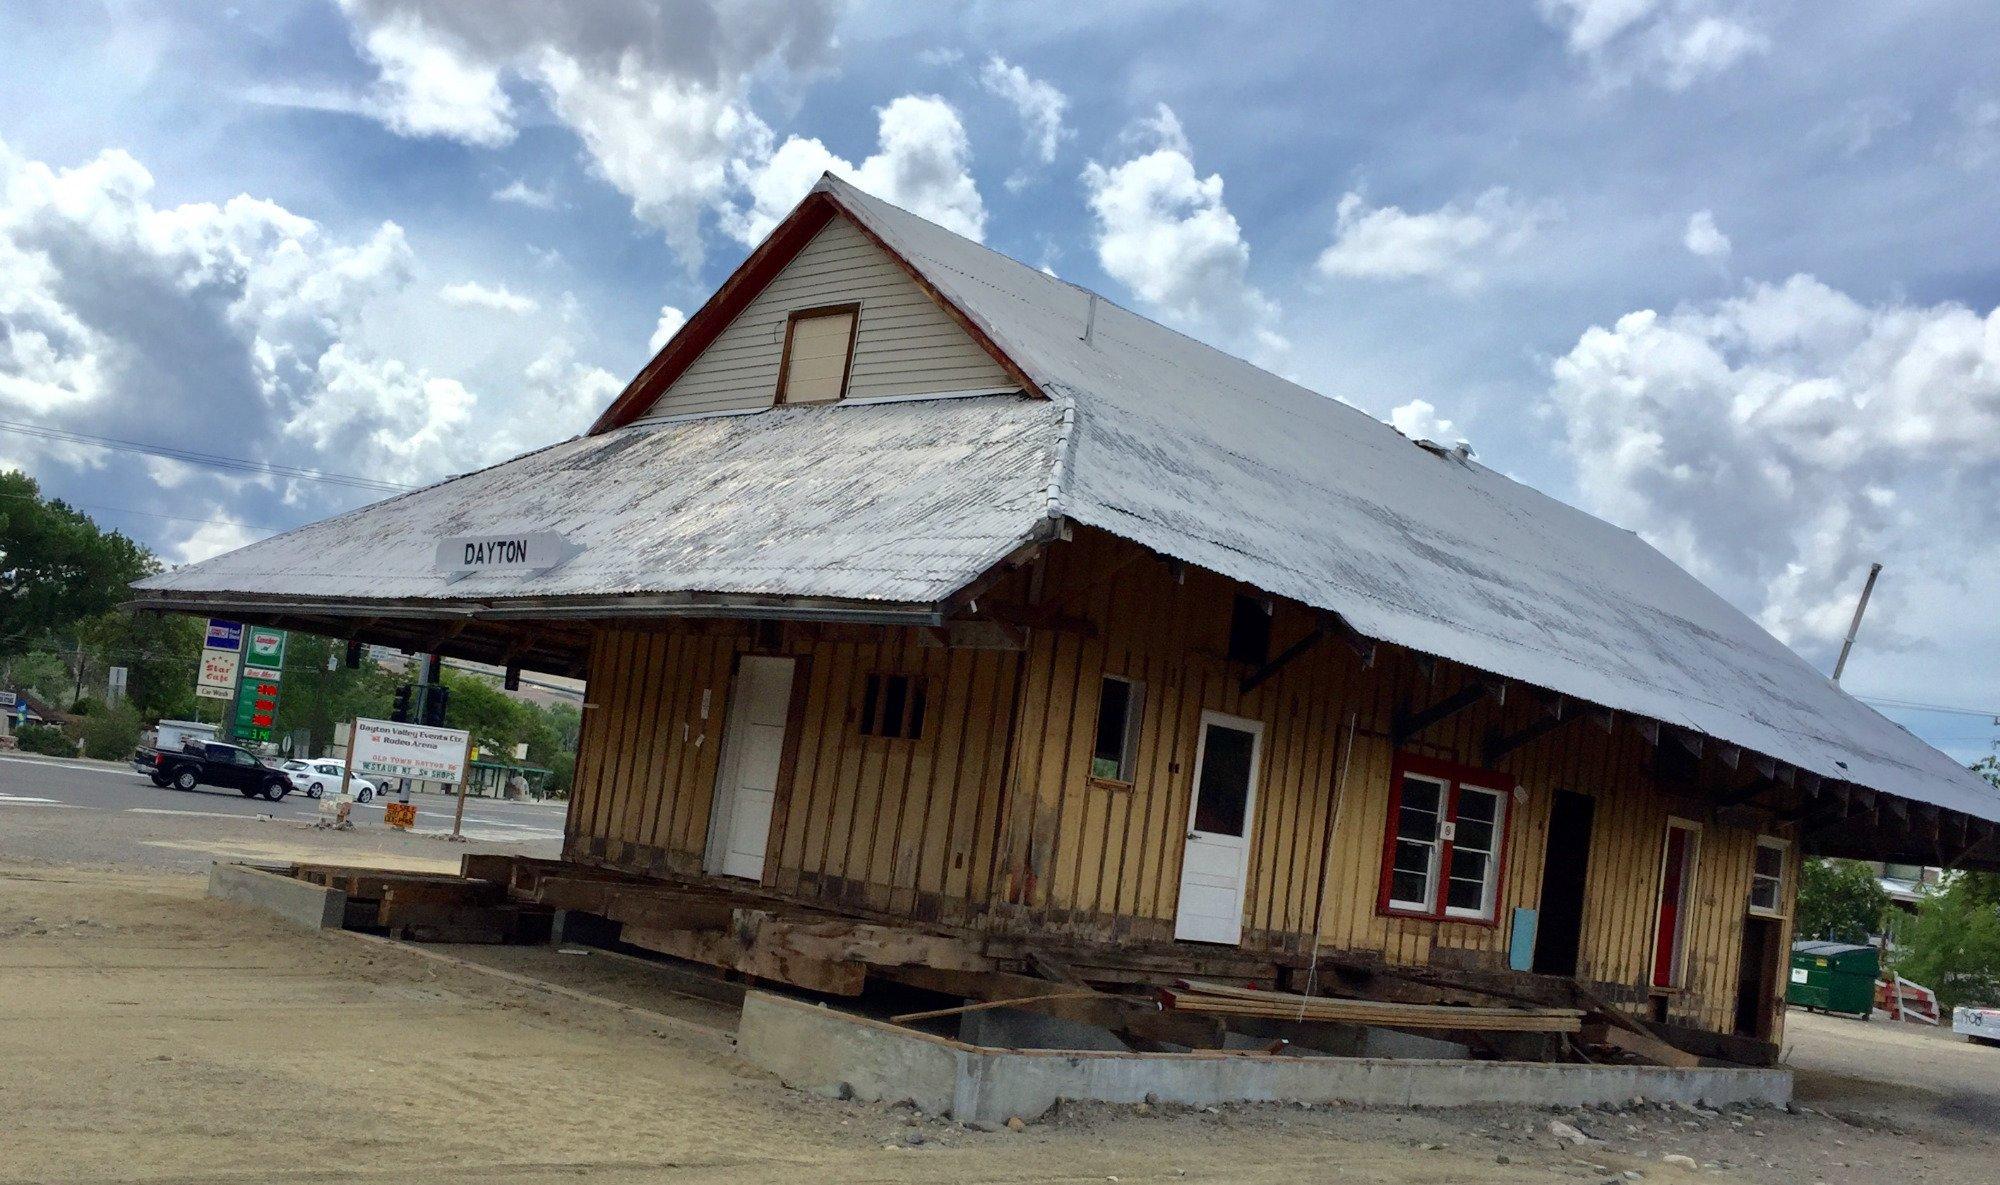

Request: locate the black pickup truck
(132, 741), (293, 800)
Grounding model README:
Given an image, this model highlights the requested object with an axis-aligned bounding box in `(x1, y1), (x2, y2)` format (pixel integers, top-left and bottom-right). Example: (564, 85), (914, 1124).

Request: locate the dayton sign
(434, 530), (579, 579)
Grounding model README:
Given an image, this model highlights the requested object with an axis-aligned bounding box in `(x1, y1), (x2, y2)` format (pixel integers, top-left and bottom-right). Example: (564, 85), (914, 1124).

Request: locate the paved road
(0, 752), (566, 872)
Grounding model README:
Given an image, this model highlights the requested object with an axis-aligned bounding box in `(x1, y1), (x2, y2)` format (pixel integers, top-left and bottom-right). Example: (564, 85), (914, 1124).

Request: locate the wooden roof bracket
(1240, 618), (1328, 695)
(1482, 695), (1576, 764)
(1393, 680), (1493, 748)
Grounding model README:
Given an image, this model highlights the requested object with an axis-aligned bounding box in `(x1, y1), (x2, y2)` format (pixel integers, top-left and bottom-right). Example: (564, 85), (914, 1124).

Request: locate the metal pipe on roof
(1831, 562), (1884, 685)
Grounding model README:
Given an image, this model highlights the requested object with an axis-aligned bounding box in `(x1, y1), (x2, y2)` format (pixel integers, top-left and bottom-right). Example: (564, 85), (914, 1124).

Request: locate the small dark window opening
(859, 673), (926, 739)
(1227, 594), (1272, 666)
(1091, 675), (1146, 782)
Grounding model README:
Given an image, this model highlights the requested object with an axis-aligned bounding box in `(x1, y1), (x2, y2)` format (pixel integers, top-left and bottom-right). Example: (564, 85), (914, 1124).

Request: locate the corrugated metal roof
(140, 174), (2000, 826)
(138, 395), (1066, 607)
(817, 176), (2000, 824)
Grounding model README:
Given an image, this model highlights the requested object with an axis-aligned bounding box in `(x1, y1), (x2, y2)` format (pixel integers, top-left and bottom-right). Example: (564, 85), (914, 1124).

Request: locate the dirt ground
(3, 865), (1997, 1184)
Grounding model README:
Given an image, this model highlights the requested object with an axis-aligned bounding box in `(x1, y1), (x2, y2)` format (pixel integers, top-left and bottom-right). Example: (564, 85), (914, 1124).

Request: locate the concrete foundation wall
(206, 862), (345, 930)
(737, 992), (1792, 1124)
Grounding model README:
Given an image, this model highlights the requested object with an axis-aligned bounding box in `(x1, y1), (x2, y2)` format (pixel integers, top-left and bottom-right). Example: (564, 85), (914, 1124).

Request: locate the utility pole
(1831, 561), (1884, 685)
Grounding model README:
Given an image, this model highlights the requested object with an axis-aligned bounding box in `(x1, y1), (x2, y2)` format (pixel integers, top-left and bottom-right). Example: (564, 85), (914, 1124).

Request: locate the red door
(1652, 825), (1693, 987)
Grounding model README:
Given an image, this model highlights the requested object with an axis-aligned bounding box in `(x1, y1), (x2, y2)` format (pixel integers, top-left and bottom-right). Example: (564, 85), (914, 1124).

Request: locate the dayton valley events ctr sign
(350, 718), (471, 785)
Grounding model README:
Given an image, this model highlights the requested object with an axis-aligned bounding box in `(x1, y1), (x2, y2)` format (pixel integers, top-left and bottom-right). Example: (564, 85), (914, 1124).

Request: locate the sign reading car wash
(434, 530), (579, 580)
(350, 717), (472, 784)
(230, 628), (287, 744)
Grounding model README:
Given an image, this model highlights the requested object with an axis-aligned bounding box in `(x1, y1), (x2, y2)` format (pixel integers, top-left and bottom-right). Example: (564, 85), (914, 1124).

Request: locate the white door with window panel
(1174, 712), (1264, 945)
(705, 656), (795, 880)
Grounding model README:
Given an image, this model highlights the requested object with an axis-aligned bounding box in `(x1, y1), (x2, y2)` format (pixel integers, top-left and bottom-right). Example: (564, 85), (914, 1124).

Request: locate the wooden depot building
(135, 175), (2000, 1063)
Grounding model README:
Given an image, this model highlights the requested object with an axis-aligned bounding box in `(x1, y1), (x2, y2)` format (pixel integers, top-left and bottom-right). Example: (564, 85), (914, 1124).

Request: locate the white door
(1174, 711), (1264, 945)
(705, 656), (796, 880)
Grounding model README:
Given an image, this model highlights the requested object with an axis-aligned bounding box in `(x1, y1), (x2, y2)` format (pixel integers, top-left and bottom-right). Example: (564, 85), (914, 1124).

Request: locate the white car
(282, 758), (377, 802)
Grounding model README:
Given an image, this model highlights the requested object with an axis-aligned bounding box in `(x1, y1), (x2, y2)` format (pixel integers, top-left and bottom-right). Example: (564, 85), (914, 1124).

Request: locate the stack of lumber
(1161, 980), (1584, 1034)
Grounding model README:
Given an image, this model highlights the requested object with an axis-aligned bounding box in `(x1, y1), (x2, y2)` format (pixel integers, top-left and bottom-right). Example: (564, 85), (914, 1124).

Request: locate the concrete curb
(737, 991), (1793, 1123)
(206, 861), (345, 929)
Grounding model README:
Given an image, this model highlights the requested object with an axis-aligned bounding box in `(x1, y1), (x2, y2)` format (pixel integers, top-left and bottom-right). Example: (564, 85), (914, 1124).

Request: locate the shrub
(14, 723), (75, 757)
(79, 704), (141, 760)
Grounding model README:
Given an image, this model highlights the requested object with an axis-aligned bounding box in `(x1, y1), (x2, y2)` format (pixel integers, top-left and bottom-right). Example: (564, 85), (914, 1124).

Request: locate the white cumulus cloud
(1317, 188), (1551, 289)
(492, 179), (557, 209)
(1548, 275), (2000, 656)
(440, 280), (537, 314)
(0, 136), (613, 562)
(1081, 105), (1286, 358)
(723, 94), (987, 246)
(1683, 209), (1731, 260)
(979, 55), (1071, 174)
(1389, 399), (1464, 446)
(649, 304), (688, 352)
(1537, 0), (1768, 89)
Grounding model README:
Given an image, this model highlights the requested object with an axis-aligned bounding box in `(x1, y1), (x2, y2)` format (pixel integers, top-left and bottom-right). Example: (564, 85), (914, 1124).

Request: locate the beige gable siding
(640, 216), (1016, 420)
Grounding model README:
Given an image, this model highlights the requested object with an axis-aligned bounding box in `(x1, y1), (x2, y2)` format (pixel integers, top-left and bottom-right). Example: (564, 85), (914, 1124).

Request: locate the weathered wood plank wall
(562, 528), (1799, 1036)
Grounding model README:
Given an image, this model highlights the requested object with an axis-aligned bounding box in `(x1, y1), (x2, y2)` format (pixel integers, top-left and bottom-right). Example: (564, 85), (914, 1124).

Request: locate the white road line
(126, 807), (280, 821)
(0, 792), (76, 806)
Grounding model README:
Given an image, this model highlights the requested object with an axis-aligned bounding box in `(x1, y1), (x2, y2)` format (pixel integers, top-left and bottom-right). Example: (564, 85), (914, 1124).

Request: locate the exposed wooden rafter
(1482, 696), (1577, 764)
(1393, 678), (1502, 748)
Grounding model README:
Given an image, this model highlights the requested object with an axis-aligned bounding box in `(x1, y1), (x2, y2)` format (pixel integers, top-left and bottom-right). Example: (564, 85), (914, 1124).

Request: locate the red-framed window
(1377, 753), (1512, 924)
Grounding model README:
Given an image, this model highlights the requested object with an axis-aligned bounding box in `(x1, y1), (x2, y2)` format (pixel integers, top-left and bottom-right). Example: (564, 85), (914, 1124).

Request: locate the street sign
(350, 717), (472, 784)
(196, 648), (240, 699)
(205, 620), (243, 652)
(434, 530), (580, 578)
(0, 690), (15, 709)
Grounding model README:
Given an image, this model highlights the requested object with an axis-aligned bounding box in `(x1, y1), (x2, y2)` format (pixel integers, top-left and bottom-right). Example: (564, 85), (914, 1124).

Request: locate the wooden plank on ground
(621, 923), (866, 996)
(1578, 1020), (1701, 1068)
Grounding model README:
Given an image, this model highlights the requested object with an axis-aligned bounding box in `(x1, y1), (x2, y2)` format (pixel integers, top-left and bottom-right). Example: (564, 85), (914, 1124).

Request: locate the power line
(0, 418), (415, 494)
(0, 490), (288, 535)
(1854, 694), (2000, 721)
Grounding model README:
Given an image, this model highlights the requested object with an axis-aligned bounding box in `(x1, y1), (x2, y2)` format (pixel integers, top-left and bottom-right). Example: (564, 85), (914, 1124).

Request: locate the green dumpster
(1788, 940), (1878, 1018)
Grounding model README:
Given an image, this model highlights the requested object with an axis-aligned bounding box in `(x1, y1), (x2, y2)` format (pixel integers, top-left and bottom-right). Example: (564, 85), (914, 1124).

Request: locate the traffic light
(344, 640), (363, 669)
(421, 683), (450, 727)
(391, 684), (413, 723)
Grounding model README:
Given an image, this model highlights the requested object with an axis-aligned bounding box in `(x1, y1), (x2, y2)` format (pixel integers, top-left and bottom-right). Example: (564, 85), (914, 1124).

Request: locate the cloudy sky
(2, 1), (1997, 758)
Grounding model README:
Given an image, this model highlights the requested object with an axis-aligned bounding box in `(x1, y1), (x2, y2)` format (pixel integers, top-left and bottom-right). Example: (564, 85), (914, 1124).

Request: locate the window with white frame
(1090, 675), (1146, 782)
(1381, 761), (1510, 922)
(1749, 836), (1787, 916)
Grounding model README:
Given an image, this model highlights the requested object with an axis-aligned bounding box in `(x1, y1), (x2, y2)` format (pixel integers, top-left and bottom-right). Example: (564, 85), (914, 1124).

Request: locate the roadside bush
(14, 723), (75, 757)
(79, 703), (141, 760)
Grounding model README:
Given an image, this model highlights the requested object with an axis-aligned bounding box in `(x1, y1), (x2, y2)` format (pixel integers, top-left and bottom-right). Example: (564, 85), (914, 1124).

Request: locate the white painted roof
(819, 176), (1998, 822)
(138, 394), (1065, 607)
(141, 174), (1998, 823)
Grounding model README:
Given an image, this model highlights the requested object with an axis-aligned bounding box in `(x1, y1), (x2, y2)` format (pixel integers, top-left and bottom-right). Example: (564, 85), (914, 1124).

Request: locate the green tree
(79, 609), (204, 722)
(439, 669), (527, 756)
(269, 633), (399, 757)
(1900, 877), (2000, 1009)
(1797, 858), (1891, 944)
(0, 471), (153, 657)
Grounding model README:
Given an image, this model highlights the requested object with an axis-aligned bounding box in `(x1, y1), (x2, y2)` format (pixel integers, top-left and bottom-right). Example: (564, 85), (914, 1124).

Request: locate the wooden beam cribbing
(1241, 618), (1328, 695)
(1392, 682), (1492, 748)
(1482, 697), (1579, 764)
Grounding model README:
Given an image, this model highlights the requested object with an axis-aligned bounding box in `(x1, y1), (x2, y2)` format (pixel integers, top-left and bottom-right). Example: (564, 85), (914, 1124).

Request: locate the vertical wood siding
(640, 217), (1016, 420)
(565, 530), (1803, 1037)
